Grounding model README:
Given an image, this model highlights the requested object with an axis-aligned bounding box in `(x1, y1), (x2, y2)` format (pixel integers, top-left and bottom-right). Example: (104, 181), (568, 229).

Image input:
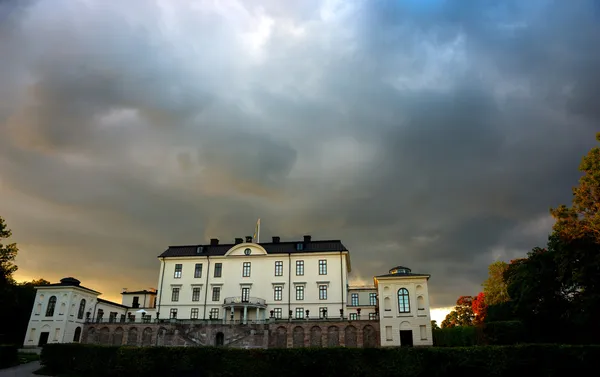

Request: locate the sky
(1, 1), (599, 317)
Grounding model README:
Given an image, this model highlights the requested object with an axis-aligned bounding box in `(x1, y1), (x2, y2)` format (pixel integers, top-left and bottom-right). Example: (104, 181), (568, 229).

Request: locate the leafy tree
(472, 292), (487, 324)
(0, 216), (18, 286)
(482, 260), (509, 306)
(441, 296), (475, 328)
(431, 320), (440, 330)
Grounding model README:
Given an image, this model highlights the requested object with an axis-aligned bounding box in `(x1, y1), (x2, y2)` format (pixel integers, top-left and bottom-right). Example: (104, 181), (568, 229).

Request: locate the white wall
(376, 276), (433, 347)
(121, 293), (156, 309)
(156, 243), (350, 321)
(346, 287), (378, 320)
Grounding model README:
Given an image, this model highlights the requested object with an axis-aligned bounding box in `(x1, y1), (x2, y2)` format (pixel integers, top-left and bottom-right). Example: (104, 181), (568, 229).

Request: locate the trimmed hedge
(433, 321), (527, 346)
(41, 343), (600, 377)
(0, 344), (18, 369)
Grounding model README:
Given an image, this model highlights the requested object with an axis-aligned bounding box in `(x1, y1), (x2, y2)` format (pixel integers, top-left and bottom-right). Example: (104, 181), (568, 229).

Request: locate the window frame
(274, 286), (283, 301)
(169, 308), (178, 319)
(77, 299), (86, 319)
(351, 293), (359, 306)
(242, 262), (251, 277)
(369, 292), (377, 306)
(214, 263), (222, 278)
(190, 308), (199, 319)
(194, 263), (203, 278)
(174, 264), (182, 279)
(274, 261), (283, 276)
(295, 307), (304, 319)
(273, 308), (282, 319)
(241, 287), (250, 302)
(46, 296), (57, 317)
(349, 313), (358, 320)
(295, 285), (305, 301)
(318, 259), (327, 275)
(210, 308), (219, 319)
(319, 285), (327, 300)
(171, 287), (180, 302)
(192, 287), (201, 302)
(212, 287), (221, 302)
(398, 288), (411, 313)
(296, 260), (304, 276)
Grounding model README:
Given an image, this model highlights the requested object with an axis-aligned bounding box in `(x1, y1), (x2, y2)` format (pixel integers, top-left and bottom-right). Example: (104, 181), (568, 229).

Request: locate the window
(132, 296), (140, 308)
(420, 325), (427, 340)
(369, 313), (377, 320)
(369, 293), (377, 306)
(109, 312), (117, 323)
(295, 286), (304, 300)
(296, 243), (303, 251)
(192, 287), (201, 301)
(296, 260), (304, 276)
(274, 261), (283, 276)
(385, 326), (392, 341)
(46, 296), (57, 317)
(194, 263), (203, 278)
(241, 287), (250, 302)
(169, 308), (177, 319)
(351, 293), (359, 306)
(190, 308), (199, 319)
(171, 287), (180, 302)
(174, 264), (182, 278)
(398, 288), (410, 313)
(244, 248), (251, 255)
(274, 286), (283, 301)
(349, 313), (358, 320)
(212, 287), (221, 301)
(319, 307), (327, 319)
(319, 285), (327, 300)
(97, 309), (104, 321)
(273, 308), (282, 319)
(73, 327), (81, 342)
(242, 262), (251, 277)
(210, 308), (219, 319)
(214, 263), (222, 277)
(295, 308), (304, 319)
(319, 260), (327, 275)
(77, 299), (86, 319)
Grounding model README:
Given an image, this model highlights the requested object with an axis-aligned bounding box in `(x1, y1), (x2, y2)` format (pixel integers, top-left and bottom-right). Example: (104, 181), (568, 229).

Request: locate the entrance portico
(223, 297), (267, 324)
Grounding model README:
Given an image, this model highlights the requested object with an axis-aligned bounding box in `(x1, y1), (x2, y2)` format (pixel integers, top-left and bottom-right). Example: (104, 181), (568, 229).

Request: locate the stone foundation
(82, 320), (380, 348)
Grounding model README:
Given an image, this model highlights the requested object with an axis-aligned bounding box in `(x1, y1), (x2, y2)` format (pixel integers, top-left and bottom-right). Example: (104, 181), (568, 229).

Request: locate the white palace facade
(24, 235), (433, 348)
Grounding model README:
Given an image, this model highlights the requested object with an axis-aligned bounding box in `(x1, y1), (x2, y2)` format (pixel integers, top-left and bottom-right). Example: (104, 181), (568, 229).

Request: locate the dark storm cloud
(1, 0), (599, 307)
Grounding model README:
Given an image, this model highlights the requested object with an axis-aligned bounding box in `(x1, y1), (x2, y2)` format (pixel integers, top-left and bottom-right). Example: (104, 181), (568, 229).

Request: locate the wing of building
(23, 235), (432, 348)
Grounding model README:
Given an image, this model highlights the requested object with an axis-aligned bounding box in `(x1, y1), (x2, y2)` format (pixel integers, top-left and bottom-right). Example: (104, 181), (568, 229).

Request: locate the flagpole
(257, 218), (260, 243)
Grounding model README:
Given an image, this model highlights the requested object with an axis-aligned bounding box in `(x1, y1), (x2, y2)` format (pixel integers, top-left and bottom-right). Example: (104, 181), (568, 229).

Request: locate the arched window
(398, 288), (410, 313)
(78, 299), (86, 319)
(73, 327), (82, 342)
(46, 296), (57, 317)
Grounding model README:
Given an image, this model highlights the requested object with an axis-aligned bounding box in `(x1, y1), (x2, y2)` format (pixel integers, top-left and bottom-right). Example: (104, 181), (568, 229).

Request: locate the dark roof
(38, 277), (100, 294)
(121, 290), (157, 295)
(159, 239), (348, 258)
(375, 273), (430, 279)
(97, 298), (129, 309)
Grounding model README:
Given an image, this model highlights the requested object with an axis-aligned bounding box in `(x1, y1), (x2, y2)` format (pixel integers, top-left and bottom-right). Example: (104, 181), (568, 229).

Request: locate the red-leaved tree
(472, 292), (487, 324)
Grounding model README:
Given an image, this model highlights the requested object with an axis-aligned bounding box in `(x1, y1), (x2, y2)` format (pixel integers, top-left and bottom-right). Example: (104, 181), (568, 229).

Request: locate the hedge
(0, 344), (18, 369)
(433, 321), (527, 346)
(41, 343), (600, 377)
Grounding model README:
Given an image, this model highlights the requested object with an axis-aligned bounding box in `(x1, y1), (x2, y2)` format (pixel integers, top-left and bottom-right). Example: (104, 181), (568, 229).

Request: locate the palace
(23, 235), (433, 348)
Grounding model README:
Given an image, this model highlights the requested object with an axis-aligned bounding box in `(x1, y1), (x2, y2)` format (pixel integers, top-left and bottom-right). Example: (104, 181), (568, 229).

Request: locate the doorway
(399, 330), (413, 347)
(215, 332), (224, 346)
(38, 332), (49, 346)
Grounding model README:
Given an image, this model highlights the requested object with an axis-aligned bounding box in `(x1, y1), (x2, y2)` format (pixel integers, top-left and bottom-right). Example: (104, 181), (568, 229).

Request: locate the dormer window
(296, 243), (303, 251)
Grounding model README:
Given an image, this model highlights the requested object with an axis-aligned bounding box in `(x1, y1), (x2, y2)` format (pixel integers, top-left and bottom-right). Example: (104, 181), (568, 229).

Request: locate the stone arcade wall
(81, 320), (380, 348)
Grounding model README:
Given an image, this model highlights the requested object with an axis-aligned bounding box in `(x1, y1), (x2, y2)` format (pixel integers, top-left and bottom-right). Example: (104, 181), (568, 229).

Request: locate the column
(256, 307), (260, 323)
(230, 306), (234, 323)
(243, 305), (248, 324)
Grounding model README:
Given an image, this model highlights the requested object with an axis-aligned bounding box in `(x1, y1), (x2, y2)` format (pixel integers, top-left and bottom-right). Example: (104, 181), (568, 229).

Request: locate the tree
(431, 320), (440, 330)
(472, 292), (487, 324)
(0, 216), (18, 286)
(550, 132), (600, 243)
(441, 296), (475, 328)
(482, 260), (509, 306)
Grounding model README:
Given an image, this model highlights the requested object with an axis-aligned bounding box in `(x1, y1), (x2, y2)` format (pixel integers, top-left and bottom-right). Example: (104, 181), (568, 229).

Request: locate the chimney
(210, 238), (219, 246)
(303, 235), (311, 243)
(272, 236), (280, 243)
(235, 238), (243, 244)
(245, 236), (253, 243)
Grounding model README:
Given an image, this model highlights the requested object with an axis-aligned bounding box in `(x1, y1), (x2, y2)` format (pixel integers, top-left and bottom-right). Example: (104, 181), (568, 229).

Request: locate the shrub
(0, 344), (18, 369)
(40, 343), (600, 377)
(433, 321), (528, 347)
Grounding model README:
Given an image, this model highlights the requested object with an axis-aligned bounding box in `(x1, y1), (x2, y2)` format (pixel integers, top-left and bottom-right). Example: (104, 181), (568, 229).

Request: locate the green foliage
(40, 343), (600, 377)
(483, 261), (510, 306)
(0, 344), (18, 369)
(433, 321), (527, 347)
(0, 216), (18, 286)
